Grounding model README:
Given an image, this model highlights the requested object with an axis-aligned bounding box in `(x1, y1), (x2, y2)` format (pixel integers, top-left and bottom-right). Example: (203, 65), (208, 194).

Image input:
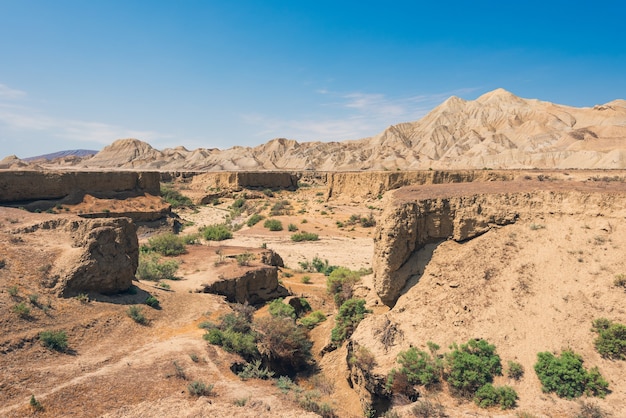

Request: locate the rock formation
(373, 180), (626, 305)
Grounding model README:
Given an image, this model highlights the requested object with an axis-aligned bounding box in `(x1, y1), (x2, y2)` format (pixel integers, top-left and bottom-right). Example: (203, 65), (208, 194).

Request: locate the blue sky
(1, 1), (625, 158)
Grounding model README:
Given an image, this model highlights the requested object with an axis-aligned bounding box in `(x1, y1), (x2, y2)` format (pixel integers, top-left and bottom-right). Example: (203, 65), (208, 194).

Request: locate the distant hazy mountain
(23, 149), (98, 162)
(14, 88), (626, 171)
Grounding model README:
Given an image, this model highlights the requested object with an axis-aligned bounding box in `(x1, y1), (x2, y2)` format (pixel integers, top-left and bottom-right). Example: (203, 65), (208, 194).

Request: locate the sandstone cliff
(373, 180), (626, 305)
(0, 170), (160, 203)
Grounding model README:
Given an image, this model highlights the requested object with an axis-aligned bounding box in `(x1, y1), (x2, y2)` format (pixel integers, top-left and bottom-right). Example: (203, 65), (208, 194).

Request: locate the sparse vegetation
(75, 293), (90, 303)
(270, 199), (292, 216)
(201, 223), (233, 241)
(264, 218), (283, 231)
(473, 383), (518, 409)
(12, 302), (30, 318)
(288, 223), (298, 232)
(390, 346), (442, 388)
(145, 295), (160, 308)
(187, 381), (214, 397)
(291, 231), (319, 242)
(268, 298), (296, 318)
(534, 350), (609, 399)
(40, 330), (68, 351)
(236, 251), (255, 266)
(147, 233), (186, 256)
(8, 285), (19, 297)
(614, 273), (626, 289)
(349, 346), (377, 373)
(591, 318), (626, 360)
(330, 298), (370, 347)
(30, 395), (44, 412)
(299, 310), (326, 329)
(238, 359), (275, 380)
(410, 398), (447, 417)
(507, 360), (525, 380)
(127, 305), (148, 325)
(161, 185), (194, 208)
(327, 266), (361, 306)
(247, 213), (264, 227)
(136, 253), (179, 281)
(300, 275), (311, 284)
(576, 401), (610, 418)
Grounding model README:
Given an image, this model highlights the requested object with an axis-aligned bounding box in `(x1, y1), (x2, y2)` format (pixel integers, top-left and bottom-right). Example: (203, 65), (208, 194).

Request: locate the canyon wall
(373, 181), (626, 305)
(0, 170), (160, 203)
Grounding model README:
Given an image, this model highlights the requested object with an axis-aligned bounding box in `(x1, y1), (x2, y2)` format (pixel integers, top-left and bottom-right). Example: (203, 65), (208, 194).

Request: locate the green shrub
(268, 298), (296, 318)
(232, 197), (246, 209)
(276, 375), (295, 393)
(247, 213), (264, 227)
(301, 275), (311, 284)
(8, 285), (19, 297)
(270, 200), (291, 216)
(264, 219), (283, 231)
(446, 339), (502, 397)
(288, 223), (298, 232)
(410, 399), (446, 417)
(592, 318), (626, 360)
(291, 231), (319, 242)
(30, 395), (44, 411)
(160, 186), (193, 208)
(145, 295), (160, 308)
(360, 213), (376, 227)
(28, 294), (39, 305)
(12, 302), (30, 318)
(473, 383), (517, 409)
(187, 381), (214, 397)
(136, 253), (179, 281)
(255, 316), (313, 371)
(204, 328), (258, 358)
(127, 305), (147, 325)
(181, 233), (200, 245)
(534, 350), (609, 399)
(201, 224), (233, 241)
(395, 347), (442, 387)
(327, 267), (361, 306)
(236, 251), (255, 266)
(40, 330), (68, 351)
(238, 359), (275, 380)
(262, 188), (274, 197)
(148, 233), (186, 256)
(507, 360), (525, 380)
(300, 310), (327, 329)
(330, 299), (370, 346)
(614, 273), (626, 288)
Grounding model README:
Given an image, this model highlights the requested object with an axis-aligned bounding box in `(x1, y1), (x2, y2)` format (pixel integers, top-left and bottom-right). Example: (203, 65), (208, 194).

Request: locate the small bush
(8, 285), (19, 297)
(291, 231), (319, 242)
(157, 281), (171, 290)
(145, 295), (160, 308)
(592, 318), (626, 360)
(264, 219), (283, 231)
(327, 267), (361, 306)
(40, 330), (68, 351)
(204, 328), (258, 358)
(577, 401), (610, 418)
(181, 233), (199, 245)
(300, 310), (327, 329)
(12, 302), (30, 318)
(360, 213), (376, 227)
(127, 305), (147, 325)
(350, 346), (377, 373)
(301, 275), (311, 284)
(507, 360), (525, 380)
(410, 398), (447, 417)
(148, 233), (186, 256)
(473, 384), (518, 409)
(270, 200), (291, 216)
(236, 251), (255, 266)
(187, 380), (214, 397)
(232, 197), (246, 209)
(255, 316), (313, 371)
(238, 359), (275, 380)
(330, 299), (370, 346)
(288, 223), (298, 232)
(268, 298), (296, 318)
(534, 350), (609, 399)
(161, 185), (193, 208)
(30, 395), (44, 412)
(262, 188), (274, 197)
(247, 214), (264, 227)
(395, 346), (442, 387)
(446, 339), (502, 397)
(276, 375), (295, 393)
(136, 253), (179, 281)
(29, 294), (39, 305)
(202, 224), (233, 241)
(75, 293), (90, 303)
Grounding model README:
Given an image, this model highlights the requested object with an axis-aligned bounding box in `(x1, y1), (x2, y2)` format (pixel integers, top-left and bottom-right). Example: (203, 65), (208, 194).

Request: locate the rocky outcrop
(200, 265), (288, 304)
(0, 170), (160, 203)
(373, 180), (626, 306)
(11, 215), (139, 296)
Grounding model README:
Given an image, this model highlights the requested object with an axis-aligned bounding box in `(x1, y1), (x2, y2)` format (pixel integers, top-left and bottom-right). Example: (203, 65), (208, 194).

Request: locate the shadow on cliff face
(395, 240), (444, 304)
(85, 284), (157, 306)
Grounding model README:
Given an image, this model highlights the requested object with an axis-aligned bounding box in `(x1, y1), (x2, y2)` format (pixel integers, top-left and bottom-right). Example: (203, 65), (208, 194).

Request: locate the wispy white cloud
(243, 87), (480, 142)
(0, 84), (26, 100)
(0, 83), (161, 152)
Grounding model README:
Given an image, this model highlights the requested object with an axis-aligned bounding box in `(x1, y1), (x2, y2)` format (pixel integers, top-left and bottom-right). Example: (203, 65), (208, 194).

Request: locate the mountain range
(3, 88), (626, 171)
